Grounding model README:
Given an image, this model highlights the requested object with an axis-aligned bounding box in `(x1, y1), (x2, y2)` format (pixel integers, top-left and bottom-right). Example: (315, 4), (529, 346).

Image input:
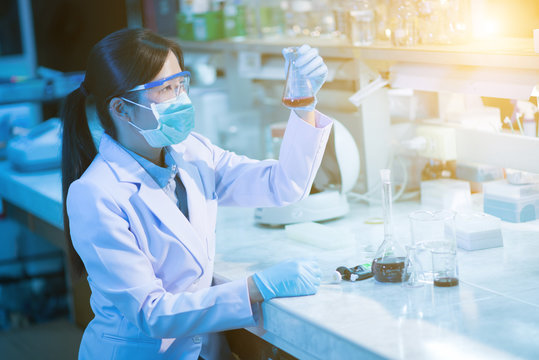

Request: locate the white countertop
(1, 163), (538, 359)
(215, 203), (539, 360)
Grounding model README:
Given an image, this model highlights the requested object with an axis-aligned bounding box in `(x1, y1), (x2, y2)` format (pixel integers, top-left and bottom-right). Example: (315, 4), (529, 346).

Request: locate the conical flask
(282, 47), (315, 108)
(372, 169), (407, 283)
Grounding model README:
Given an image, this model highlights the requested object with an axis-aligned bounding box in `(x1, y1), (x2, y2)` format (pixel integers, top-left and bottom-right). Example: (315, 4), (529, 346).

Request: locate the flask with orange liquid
(281, 47), (315, 109)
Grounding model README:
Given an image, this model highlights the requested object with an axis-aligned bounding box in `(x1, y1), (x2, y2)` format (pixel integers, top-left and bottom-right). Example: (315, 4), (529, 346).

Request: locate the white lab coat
(66, 111), (332, 360)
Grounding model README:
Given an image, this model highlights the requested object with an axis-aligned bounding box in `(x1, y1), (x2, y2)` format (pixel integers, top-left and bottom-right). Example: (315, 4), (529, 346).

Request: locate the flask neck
(382, 180), (393, 238)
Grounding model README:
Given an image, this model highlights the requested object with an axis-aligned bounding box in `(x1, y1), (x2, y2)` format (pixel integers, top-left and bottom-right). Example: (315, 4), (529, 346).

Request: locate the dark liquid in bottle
(434, 277), (459, 287)
(282, 96), (315, 108)
(372, 256), (405, 283)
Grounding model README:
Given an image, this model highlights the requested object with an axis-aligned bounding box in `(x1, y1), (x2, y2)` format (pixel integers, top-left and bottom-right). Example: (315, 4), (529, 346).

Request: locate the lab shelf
(176, 36), (539, 69)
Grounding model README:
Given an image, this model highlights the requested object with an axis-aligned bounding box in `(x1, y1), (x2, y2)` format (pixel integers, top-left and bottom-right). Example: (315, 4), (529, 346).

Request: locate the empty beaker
(402, 245), (423, 288)
(409, 209), (456, 280)
(282, 47), (315, 108)
(432, 249), (459, 287)
(349, 0), (375, 46)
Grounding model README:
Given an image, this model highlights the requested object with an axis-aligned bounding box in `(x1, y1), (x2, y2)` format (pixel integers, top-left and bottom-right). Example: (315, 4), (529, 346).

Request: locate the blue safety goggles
(126, 71), (191, 94)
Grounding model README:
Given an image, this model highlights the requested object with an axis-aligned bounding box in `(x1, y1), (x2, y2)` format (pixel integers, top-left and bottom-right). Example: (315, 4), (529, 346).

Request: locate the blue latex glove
(252, 259), (321, 301)
(282, 44), (328, 111)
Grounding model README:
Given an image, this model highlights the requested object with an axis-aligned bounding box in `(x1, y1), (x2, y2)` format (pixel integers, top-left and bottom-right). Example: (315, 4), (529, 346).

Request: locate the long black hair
(61, 28), (184, 279)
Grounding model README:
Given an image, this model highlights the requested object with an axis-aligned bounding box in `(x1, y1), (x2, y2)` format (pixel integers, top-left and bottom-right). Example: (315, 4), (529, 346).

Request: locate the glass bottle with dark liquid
(372, 169), (407, 283)
(282, 47), (315, 109)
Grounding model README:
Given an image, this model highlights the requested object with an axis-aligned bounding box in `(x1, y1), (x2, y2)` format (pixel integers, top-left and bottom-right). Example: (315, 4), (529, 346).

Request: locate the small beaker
(282, 47), (315, 108)
(402, 245), (424, 288)
(409, 209), (456, 280)
(432, 249), (459, 287)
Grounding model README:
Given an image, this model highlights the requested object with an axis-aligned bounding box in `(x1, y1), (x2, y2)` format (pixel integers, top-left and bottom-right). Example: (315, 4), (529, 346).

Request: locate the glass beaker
(402, 245), (424, 288)
(281, 47), (315, 108)
(389, 0), (418, 47)
(349, 0), (375, 46)
(372, 169), (407, 283)
(333, 0), (351, 40)
(432, 249), (459, 287)
(409, 209), (456, 280)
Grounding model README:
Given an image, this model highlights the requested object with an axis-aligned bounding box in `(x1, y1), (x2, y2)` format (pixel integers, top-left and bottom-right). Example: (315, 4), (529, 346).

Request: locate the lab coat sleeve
(212, 110), (332, 207)
(67, 179), (256, 339)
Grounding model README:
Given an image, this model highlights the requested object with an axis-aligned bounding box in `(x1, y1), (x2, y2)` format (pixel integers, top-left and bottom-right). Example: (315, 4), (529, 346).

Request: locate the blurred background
(0, 0), (537, 359)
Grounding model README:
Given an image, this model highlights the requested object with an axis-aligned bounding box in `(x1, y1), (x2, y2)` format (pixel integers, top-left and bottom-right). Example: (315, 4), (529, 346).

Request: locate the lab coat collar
(99, 134), (146, 184)
(98, 133), (208, 267)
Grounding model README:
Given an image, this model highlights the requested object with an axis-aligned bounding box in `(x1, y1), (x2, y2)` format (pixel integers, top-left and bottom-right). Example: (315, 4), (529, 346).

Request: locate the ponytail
(61, 86), (96, 279)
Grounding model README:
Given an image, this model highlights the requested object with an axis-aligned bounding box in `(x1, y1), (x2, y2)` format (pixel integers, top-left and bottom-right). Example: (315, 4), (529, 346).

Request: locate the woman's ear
(109, 97), (133, 123)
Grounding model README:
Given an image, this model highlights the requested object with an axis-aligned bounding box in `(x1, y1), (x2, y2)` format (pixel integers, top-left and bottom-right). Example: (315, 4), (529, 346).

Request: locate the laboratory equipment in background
(483, 180), (539, 223)
(333, 0), (351, 40)
(0, 0), (36, 79)
(455, 212), (503, 251)
(143, 0), (180, 37)
(374, 0), (390, 41)
(0, 68), (84, 106)
(372, 169), (406, 283)
(0, 103), (46, 159)
(223, 0), (247, 38)
(416, 0), (470, 45)
(512, 100), (538, 137)
(506, 169), (539, 185)
(420, 179), (471, 211)
(281, 47), (315, 108)
(409, 209), (456, 280)
(173, 0), (476, 44)
(349, 0), (375, 46)
(388, 0), (418, 46)
(415, 124), (457, 181)
(6, 118), (61, 172)
(255, 119), (360, 225)
(455, 162), (504, 193)
(178, 0), (226, 41)
(431, 249), (459, 287)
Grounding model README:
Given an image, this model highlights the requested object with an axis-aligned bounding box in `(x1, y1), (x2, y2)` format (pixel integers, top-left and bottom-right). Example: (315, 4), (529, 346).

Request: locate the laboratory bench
(1, 161), (539, 359)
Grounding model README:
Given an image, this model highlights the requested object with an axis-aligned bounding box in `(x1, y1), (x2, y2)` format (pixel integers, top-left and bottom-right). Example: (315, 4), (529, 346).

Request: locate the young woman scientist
(62, 28), (332, 360)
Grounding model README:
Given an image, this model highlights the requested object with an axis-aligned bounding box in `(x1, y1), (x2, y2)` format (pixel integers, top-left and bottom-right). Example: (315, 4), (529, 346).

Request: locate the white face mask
(122, 92), (195, 148)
